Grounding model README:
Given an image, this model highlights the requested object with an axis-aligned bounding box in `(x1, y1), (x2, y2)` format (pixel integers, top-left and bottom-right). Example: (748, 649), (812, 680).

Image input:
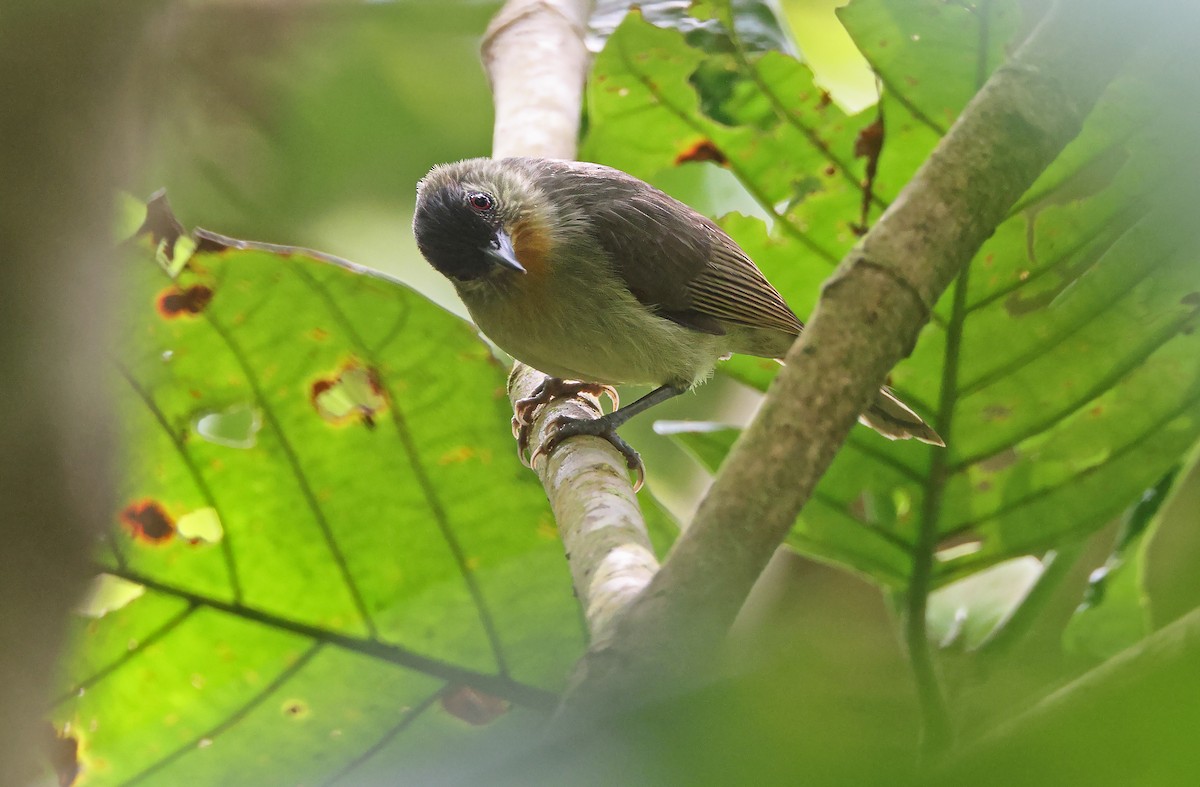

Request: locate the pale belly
(460, 277), (728, 388)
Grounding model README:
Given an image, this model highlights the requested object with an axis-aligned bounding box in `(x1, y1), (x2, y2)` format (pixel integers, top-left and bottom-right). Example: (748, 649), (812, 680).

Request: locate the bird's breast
(458, 256), (726, 388)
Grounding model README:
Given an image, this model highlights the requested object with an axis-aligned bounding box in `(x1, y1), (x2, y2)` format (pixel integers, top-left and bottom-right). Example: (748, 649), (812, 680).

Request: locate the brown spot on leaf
(309, 327), (329, 342)
(854, 118), (885, 161)
(675, 139), (727, 166)
(119, 500), (175, 544)
(441, 685), (509, 726)
(852, 114), (886, 235)
(281, 699), (311, 719)
(823, 164), (837, 177)
(439, 446), (491, 465)
(157, 285), (214, 318)
(978, 447), (1019, 473)
(982, 404), (1012, 422)
(1005, 290), (1051, 316)
(816, 90), (832, 110)
(848, 491), (870, 521)
(46, 724), (80, 787)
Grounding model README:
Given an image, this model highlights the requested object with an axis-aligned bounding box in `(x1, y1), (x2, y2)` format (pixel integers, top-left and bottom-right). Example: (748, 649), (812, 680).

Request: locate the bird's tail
(859, 387), (944, 447)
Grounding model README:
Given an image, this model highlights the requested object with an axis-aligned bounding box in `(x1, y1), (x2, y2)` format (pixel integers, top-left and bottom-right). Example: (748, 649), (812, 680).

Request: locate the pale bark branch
(508, 366), (659, 646)
(483, 0), (659, 644)
(560, 0), (1163, 708)
(483, 0), (591, 160)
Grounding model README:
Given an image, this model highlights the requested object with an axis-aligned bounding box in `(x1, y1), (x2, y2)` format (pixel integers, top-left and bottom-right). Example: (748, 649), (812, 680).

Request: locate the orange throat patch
(509, 215), (552, 276)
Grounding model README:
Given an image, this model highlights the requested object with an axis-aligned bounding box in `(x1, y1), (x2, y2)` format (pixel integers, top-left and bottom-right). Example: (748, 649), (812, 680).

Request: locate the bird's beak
(485, 230), (526, 274)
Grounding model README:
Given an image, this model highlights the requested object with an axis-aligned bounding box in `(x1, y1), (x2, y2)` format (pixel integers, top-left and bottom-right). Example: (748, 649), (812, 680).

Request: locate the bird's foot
(511, 378), (619, 465)
(513, 378), (619, 427)
(529, 414), (645, 492)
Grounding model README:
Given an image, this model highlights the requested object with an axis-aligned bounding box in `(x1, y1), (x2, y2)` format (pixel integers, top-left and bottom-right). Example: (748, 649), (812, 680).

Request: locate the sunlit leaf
(54, 197), (581, 784)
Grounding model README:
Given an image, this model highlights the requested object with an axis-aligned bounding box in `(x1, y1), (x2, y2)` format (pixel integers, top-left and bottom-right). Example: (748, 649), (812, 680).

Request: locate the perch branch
(483, 0), (659, 645)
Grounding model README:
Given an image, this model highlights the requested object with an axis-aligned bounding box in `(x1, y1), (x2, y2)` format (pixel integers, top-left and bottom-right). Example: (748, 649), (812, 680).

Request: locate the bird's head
(413, 159), (545, 283)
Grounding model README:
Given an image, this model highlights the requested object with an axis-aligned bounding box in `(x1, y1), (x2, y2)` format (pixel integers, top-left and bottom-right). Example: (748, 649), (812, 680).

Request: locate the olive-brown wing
(538, 160), (802, 337)
(687, 227), (803, 336)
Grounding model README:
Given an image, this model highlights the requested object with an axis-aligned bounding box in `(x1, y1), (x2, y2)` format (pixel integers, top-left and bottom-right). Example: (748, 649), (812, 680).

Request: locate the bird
(412, 157), (942, 484)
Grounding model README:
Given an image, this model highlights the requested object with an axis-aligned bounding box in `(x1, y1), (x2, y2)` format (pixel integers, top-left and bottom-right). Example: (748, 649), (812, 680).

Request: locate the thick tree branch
(561, 0), (1163, 709)
(483, 0), (659, 643)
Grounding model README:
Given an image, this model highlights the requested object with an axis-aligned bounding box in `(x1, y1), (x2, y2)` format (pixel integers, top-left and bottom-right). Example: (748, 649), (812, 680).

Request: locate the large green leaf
(53, 197), (581, 784)
(583, 2), (1200, 592)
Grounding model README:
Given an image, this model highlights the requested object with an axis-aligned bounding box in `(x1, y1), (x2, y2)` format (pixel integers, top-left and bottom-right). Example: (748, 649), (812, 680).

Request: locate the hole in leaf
(310, 363), (387, 429)
(176, 507), (223, 544)
(76, 574), (145, 618)
(195, 404), (261, 449)
(935, 537), (984, 562)
(156, 234), (197, 279)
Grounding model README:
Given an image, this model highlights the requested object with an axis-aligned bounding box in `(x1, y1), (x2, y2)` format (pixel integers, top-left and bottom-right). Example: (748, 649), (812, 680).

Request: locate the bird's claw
(528, 414), (645, 492)
(513, 378), (619, 428)
(513, 378), (620, 468)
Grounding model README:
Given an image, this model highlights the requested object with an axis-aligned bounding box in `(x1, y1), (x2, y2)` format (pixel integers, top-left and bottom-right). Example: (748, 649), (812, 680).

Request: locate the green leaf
(582, 14), (863, 267)
(589, 1), (798, 56)
(584, 4), (1200, 594)
(1063, 534), (1150, 663)
(1140, 441), (1200, 630)
(55, 197), (581, 784)
(927, 557), (1043, 650)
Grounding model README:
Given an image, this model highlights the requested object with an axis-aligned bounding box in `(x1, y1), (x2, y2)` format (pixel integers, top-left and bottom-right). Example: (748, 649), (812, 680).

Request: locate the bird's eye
(467, 192), (494, 212)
